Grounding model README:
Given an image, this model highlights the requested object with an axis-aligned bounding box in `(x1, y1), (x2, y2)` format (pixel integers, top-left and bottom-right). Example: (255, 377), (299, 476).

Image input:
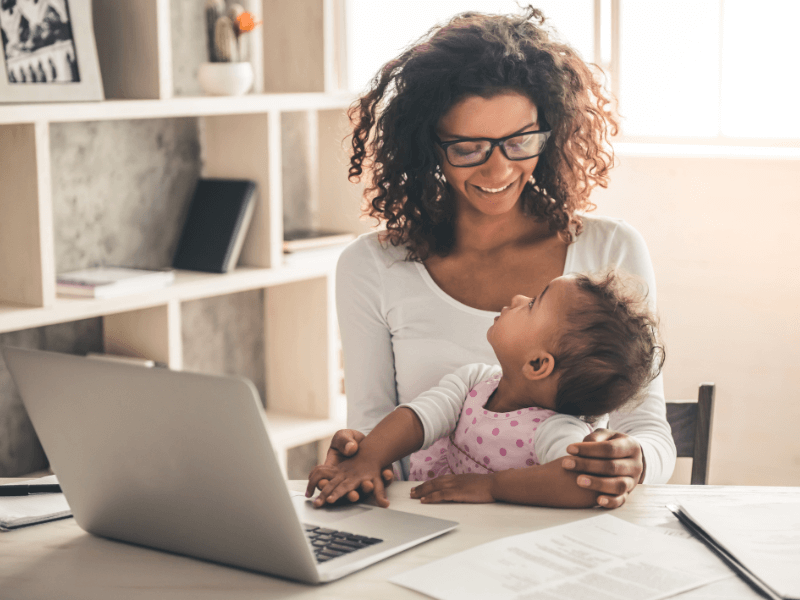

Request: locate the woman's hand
(305, 429), (394, 503)
(561, 429), (644, 508)
(410, 473), (496, 504)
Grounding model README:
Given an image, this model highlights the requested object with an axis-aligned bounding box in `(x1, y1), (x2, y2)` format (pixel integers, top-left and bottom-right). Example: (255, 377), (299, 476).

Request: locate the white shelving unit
(0, 0), (365, 476)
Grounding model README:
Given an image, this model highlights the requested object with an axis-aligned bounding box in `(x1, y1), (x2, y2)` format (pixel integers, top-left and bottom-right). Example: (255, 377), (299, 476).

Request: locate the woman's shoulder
(572, 213), (650, 260)
(342, 231), (407, 265)
(576, 213), (646, 248)
(566, 213), (653, 278)
(338, 230), (409, 270)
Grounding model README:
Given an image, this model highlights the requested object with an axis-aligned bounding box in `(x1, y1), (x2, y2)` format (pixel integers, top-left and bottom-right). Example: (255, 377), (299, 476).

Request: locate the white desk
(1, 481), (798, 600)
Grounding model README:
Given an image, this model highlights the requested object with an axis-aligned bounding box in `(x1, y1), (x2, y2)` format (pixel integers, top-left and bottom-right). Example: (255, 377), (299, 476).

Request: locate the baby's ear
(522, 352), (555, 381)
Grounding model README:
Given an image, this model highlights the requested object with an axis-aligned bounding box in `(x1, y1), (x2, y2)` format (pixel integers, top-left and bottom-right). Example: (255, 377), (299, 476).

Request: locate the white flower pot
(198, 62), (254, 96)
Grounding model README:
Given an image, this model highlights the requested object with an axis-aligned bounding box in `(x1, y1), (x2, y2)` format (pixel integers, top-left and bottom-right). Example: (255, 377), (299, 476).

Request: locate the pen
(0, 484), (62, 496)
(666, 504), (783, 600)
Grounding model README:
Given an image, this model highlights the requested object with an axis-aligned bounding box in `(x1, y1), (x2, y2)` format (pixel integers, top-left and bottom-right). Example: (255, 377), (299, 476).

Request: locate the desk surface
(2, 481), (798, 600)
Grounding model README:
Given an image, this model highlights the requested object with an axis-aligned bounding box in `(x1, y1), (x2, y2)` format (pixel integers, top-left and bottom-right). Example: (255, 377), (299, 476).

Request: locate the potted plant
(198, 1), (261, 96)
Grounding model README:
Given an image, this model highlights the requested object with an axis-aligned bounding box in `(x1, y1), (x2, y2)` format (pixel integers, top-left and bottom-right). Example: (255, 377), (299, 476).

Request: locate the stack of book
(282, 229), (356, 268)
(56, 267), (175, 299)
(282, 229), (356, 254)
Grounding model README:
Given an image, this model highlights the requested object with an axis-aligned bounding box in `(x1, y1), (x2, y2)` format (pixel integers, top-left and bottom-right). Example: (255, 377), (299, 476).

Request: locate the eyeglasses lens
(446, 132), (548, 166)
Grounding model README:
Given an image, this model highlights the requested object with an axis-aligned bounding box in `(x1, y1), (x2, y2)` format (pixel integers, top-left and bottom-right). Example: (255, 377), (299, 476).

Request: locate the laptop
(2, 346), (457, 584)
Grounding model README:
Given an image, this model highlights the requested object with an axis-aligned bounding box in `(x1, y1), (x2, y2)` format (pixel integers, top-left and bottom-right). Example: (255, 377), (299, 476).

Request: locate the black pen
(0, 484), (62, 496)
(666, 504), (783, 600)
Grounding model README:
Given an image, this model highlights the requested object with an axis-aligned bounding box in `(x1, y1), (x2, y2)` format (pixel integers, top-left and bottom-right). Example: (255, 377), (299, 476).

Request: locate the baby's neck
(484, 376), (556, 414)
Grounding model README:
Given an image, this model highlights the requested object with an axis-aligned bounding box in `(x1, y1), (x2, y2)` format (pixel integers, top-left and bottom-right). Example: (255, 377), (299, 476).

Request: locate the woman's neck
(452, 204), (552, 255)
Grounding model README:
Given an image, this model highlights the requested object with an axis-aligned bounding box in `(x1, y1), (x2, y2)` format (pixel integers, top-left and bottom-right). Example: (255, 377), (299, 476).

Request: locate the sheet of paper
(670, 576), (763, 600)
(390, 514), (732, 600)
(0, 475), (71, 531)
(679, 501), (800, 600)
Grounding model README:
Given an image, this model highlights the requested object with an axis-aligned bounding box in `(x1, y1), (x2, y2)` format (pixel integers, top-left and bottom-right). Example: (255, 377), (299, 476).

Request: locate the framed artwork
(0, 0), (103, 103)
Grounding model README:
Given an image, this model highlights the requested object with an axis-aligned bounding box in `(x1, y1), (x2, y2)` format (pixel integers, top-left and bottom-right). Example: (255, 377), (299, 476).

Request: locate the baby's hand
(307, 465), (362, 505)
(309, 455), (389, 508)
(410, 473), (496, 504)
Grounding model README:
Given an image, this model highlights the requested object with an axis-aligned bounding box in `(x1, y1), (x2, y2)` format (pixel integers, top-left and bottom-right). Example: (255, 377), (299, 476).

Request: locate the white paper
(679, 501), (800, 600)
(670, 576), (762, 600)
(0, 475), (71, 530)
(390, 514), (732, 600)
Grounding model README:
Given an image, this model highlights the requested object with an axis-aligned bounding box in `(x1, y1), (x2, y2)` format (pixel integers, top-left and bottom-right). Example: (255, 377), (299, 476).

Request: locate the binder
(173, 179), (258, 273)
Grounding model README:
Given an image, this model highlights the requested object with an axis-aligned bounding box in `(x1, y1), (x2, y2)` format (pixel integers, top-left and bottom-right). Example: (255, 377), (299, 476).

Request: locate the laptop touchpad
(291, 495), (373, 524)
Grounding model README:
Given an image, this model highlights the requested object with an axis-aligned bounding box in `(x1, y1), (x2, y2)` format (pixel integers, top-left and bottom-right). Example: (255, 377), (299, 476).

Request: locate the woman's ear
(522, 353), (555, 381)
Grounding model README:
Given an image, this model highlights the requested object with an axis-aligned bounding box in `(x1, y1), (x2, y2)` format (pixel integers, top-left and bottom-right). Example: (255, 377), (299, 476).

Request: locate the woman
(321, 6), (675, 508)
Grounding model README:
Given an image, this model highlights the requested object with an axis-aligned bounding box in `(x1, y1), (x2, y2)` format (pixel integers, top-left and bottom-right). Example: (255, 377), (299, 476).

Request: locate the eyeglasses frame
(435, 129), (552, 168)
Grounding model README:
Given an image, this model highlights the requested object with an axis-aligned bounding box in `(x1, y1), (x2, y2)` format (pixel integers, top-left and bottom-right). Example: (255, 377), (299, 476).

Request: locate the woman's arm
(335, 238), (399, 435)
(563, 219), (676, 505)
(310, 238), (399, 502)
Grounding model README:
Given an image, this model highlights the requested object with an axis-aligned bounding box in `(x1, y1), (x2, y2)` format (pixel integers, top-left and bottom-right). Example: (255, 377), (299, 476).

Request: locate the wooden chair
(666, 383), (715, 485)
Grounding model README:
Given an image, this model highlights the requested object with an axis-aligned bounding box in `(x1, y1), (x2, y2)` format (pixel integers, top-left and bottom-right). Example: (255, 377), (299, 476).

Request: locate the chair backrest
(666, 383), (715, 485)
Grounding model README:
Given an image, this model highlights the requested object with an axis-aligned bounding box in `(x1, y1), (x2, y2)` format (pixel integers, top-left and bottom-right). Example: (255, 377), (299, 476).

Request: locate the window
(344, 0), (594, 94)
(342, 1), (800, 144)
(618, 0), (800, 141)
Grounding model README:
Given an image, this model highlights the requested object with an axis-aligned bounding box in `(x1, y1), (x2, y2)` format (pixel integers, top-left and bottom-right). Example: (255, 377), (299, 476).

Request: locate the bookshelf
(0, 0), (366, 476)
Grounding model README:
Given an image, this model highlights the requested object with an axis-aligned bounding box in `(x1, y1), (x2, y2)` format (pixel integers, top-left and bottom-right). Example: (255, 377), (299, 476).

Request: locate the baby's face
(487, 275), (577, 369)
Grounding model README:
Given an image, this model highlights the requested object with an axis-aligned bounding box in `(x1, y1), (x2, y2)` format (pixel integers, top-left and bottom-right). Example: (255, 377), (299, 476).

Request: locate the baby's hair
(552, 271), (665, 421)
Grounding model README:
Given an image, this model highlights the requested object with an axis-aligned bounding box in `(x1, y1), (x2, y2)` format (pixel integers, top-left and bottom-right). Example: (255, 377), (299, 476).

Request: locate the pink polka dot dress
(408, 372), (557, 481)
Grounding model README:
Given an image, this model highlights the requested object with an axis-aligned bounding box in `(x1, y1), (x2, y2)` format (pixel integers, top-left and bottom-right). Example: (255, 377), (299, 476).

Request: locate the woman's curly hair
(347, 5), (618, 261)
(553, 271), (665, 422)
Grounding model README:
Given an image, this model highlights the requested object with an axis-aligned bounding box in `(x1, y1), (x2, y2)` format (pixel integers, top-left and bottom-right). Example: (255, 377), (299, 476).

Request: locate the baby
(308, 270), (664, 508)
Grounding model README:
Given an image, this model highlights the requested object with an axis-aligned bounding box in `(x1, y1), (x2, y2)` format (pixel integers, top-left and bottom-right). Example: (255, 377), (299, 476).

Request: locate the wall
(0, 116), (321, 479)
(592, 151), (800, 485)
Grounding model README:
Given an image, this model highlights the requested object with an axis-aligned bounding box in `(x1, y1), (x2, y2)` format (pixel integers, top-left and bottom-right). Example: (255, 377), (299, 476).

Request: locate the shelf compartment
(264, 410), (346, 477)
(0, 263), (337, 335)
(93, 0), (172, 100)
(0, 123), (55, 308)
(103, 301), (182, 369)
(265, 276), (338, 420)
(265, 411), (345, 450)
(0, 93), (356, 126)
(202, 112), (280, 269)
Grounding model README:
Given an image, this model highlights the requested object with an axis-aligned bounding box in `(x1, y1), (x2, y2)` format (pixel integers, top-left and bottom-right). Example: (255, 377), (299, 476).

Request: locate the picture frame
(0, 0), (104, 103)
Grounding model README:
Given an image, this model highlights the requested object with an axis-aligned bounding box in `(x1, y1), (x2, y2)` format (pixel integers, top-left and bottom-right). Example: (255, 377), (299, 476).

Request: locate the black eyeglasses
(436, 129), (552, 167)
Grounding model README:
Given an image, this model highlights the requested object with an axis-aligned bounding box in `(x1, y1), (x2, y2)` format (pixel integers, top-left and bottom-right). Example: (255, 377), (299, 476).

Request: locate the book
(283, 229), (355, 253)
(56, 267), (175, 299)
(281, 242), (352, 269)
(0, 475), (71, 531)
(172, 178), (258, 273)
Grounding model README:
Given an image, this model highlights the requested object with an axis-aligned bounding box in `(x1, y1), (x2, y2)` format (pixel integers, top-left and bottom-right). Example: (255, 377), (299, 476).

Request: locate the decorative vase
(197, 62), (254, 96)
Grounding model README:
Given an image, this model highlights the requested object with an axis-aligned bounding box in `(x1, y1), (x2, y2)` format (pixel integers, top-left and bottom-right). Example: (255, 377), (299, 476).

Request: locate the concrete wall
(0, 114), (319, 478)
(592, 151), (800, 485)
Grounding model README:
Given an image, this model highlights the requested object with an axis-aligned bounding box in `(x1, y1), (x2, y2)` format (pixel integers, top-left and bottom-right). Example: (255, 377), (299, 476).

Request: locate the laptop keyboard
(303, 524), (383, 563)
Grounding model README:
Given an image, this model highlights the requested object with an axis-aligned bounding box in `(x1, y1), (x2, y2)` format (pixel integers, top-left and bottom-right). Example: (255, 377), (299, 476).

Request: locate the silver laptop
(2, 346), (457, 584)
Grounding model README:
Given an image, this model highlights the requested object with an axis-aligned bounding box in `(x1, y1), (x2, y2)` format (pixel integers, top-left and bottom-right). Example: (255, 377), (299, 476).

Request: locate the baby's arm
(310, 406), (425, 508)
(411, 417), (602, 508)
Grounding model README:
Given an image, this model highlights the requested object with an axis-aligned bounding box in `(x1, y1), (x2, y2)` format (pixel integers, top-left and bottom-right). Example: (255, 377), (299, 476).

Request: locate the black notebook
(173, 179), (258, 273)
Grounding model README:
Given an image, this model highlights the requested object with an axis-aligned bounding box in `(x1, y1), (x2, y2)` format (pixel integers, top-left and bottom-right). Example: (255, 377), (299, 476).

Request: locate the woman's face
(435, 91), (542, 218)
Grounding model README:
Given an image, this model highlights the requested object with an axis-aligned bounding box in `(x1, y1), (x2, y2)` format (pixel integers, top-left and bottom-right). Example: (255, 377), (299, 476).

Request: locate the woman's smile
(474, 181), (514, 194)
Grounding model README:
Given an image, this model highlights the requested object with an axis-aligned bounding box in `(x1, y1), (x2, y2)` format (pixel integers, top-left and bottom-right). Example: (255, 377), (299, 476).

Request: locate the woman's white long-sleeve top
(335, 214), (676, 482)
